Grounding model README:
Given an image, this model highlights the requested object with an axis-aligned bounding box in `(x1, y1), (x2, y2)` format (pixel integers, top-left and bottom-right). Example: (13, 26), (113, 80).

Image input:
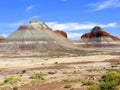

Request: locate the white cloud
(67, 33), (83, 40)
(89, 0), (120, 11)
(26, 5), (34, 12)
(0, 34), (8, 38)
(100, 22), (117, 27)
(46, 22), (117, 31)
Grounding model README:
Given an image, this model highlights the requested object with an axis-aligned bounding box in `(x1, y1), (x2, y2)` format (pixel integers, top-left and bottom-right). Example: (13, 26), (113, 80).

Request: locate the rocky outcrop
(81, 31), (120, 41)
(80, 26), (120, 48)
(18, 25), (34, 30)
(54, 30), (67, 38)
(0, 36), (4, 42)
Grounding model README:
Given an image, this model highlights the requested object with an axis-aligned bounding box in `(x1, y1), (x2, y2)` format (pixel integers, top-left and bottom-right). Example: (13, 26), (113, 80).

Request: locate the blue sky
(0, 0), (120, 40)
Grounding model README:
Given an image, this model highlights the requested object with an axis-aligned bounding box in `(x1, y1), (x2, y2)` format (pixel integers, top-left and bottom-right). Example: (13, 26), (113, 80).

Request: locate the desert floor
(0, 49), (120, 90)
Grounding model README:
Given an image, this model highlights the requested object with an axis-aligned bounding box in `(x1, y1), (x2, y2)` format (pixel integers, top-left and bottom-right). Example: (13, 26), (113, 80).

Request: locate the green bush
(70, 88), (75, 90)
(82, 81), (95, 86)
(30, 72), (46, 85)
(48, 71), (56, 74)
(29, 72), (46, 79)
(21, 70), (26, 74)
(63, 84), (72, 88)
(30, 79), (45, 85)
(87, 85), (100, 90)
(54, 62), (58, 64)
(1, 76), (20, 85)
(99, 71), (120, 90)
(13, 86), (18, 90)
(62, 78), (84, 82)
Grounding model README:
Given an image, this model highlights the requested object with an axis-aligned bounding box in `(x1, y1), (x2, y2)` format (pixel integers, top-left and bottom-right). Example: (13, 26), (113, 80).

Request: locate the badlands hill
(0, 20), (79, 56)
(78, 26), (120, 48)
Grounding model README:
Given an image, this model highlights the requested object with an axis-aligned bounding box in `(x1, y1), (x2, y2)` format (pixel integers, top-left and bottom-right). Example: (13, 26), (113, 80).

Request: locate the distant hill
(75, 26), (120, 48)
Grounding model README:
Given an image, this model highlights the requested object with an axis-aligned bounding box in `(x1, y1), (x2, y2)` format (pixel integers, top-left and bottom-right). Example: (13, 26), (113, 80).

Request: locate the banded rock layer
(80, 26), (120, 48)
(54, 30), (67, 38)
(0, 20), (78, 52)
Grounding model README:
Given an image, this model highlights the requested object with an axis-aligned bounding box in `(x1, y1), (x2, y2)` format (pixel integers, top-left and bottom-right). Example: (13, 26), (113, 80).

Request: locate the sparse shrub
(62, 77), (94, 85)
(29, 72), (46, 79)
(30, 72), (46, 85)
(87, 68), (99, 72)
(87, 85), (100, 90)
(0, 85), (10, 90)
(73, 71), (81, 74)
(82, 81), (95, 86)
(30, 79), (45, 86)
(63, 71), (80, 74)
(21, 70), (26, 74)
(41, 63), (44, 65)
(19, 74), (22, 77)
(1, 76), (20, 85)
(62, 78), (83, 82)
(117, 63), (120, 65)
(63, 84), (72, 88)
(48, 71), (56, 74)
(13, 86), (18, 90)
(70, 88), (75, 90)
(106, 69), (120, 72)
(54, 62), (58, 64)
(111, 65), (117, 68)
(73, 70), (77, 73)
(73, 71), (78, 74)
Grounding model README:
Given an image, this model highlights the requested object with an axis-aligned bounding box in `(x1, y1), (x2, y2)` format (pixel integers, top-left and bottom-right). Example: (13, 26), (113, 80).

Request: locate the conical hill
(80, 26), (120, 48)
(0, 20), (78, 52)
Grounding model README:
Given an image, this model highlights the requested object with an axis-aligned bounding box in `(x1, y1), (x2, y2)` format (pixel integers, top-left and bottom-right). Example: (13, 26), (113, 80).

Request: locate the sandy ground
(0, 54), (120, 90)
(0, 55), (119, 68)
